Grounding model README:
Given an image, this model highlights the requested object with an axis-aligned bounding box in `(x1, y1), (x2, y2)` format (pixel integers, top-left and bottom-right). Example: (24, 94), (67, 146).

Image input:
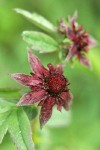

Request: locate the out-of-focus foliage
(0, 0), (100, 150)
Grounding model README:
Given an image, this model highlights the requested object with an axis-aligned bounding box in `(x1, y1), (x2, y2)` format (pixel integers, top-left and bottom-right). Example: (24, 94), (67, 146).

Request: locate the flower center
(77, 38), (88, 51)
(47, 74), (66, 94)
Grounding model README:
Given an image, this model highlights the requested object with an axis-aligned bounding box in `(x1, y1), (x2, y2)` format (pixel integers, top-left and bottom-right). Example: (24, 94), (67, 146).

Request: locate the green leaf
(0, 98), (15, 144)
(22, 31), (59, 53)
(0, 97), (34, 150)
(0, 112), (10, 143)
(24, 106), (38, 121)
(8, 108), (34, 150)
(0, 98), (14, 113)
(0, 88), (21, 100)
(14, 8), (57, 33)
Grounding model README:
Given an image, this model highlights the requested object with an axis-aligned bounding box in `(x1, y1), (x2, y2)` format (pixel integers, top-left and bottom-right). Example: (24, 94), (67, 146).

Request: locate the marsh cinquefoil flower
(59, 11), (97, 68)
(11, 50), (73, 128)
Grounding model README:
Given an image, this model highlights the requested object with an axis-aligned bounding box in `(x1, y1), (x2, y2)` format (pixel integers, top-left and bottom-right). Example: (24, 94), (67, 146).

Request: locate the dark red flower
(59, 11), (97, 68)
(11, 50), (73, 128)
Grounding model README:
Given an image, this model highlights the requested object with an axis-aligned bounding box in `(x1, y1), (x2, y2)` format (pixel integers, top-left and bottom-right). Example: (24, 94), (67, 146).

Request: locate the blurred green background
(0, 0), (100, 150)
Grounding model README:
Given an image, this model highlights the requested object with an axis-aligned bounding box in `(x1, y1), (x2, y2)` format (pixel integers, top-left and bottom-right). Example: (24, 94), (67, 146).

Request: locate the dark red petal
(28, 49), (49, 76)
(68, 11), (78, 27)
(38, 100), (45, 106)
(66, 45), (77, 61)
(38, 95), (48, 106)
(11, 73), (41, 86)
(16, 90), (46, 106)
(67, 28), (76, 40)
(78, 25), (83, 32)
(59, 19), (67, 33)
(60, 91), (73, 111)
(55, 64), (63, 74)
(48, 64), (63, 75)
(39, 97), (55, 129)
(78, 53), (92, 69)
(47, 64), (55, 73)
(83, 47), (89, 53)
(57, 100), (62, 112)
(88, 36), (97, 47)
